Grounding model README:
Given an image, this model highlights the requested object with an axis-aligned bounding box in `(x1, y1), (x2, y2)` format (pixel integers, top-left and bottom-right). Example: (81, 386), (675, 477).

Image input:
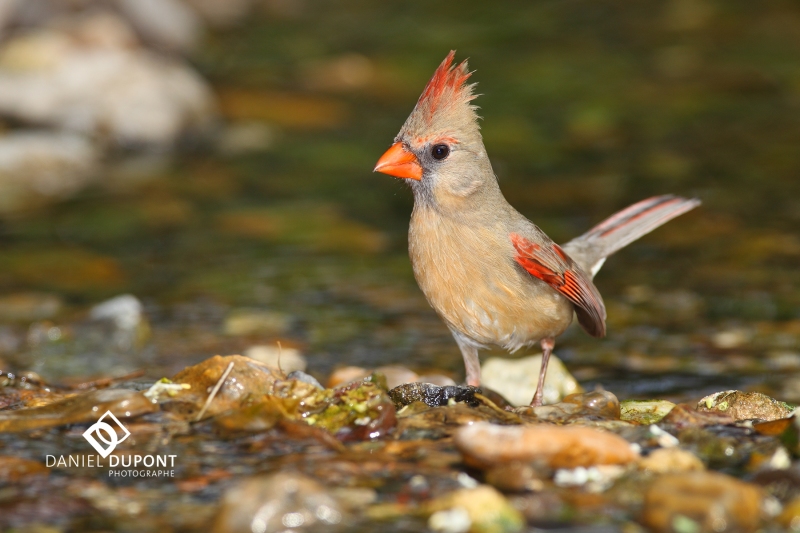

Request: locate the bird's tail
(562, 195), (701, 277)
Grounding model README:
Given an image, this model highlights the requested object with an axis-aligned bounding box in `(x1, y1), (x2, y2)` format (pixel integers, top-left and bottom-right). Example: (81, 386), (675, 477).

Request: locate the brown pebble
(642, 471), (763, 533)
(661, 403), (734, 429)
(327, 366), (370, 388)
(638, 448), (705, 474)
(454, 422), (639, 469)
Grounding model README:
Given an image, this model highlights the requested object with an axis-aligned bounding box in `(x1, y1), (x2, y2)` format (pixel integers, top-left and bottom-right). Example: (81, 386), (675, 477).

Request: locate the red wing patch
(510, 233), (607, 338)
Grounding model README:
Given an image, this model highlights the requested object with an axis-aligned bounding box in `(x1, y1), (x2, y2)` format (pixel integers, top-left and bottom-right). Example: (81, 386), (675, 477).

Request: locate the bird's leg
(452, 331), (481, 387)
(531, 337), (555, 406)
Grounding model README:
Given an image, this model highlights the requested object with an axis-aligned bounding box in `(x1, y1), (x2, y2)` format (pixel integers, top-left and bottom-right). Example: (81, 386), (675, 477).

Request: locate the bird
(373, 51), (700, 406)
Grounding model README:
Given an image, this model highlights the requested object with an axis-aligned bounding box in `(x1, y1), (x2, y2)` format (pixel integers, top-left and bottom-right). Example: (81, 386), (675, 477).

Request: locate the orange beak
(373, 142), (422, 180)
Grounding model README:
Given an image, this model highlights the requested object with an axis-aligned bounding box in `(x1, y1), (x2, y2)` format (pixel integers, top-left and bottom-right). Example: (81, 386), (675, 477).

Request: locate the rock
(0, 389), (157, 432)
(0, 131), (99, 213)
(223, 309), (291, 337)
(327, 366), (369, 388)
(88, 294), (149, 351)
(660, 403), (734, 429)
(0, 292), (62, 322)
(697, 390), (793, 422)
(641, 472), (763, 533)
(167, 355), (279, 420)
(286, 371), (323, 389)
(426, 485), (524, 533)
(89, 294), (143, 330)
(484, 462), (543, 493)
(638, 448), (705, 474)
(524, 390), (622, 423)
(480, 353), (581, 406)
(553, 465), (626, 491)
(0, 18), (216, 148)
(620, 399), (676, 425)
(328, 365), (422, 389)
(389, 383), (481, 408)
(374, 366), (420, 389)
(212, 472), (345, 533)
(243, 345), (306, 373)
(455, 422), (639, 469)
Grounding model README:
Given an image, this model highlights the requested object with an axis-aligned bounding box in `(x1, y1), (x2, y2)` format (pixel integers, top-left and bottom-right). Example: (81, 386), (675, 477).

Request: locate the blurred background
(0, 0), (798, 401)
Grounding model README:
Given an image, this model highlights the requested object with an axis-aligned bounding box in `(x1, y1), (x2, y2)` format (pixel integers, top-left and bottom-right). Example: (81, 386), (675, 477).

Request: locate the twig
(277, 341), (283, 374)
(195, 362), (235, 422)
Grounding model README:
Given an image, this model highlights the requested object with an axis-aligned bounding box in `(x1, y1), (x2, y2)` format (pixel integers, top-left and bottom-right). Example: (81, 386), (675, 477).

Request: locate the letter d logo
(83, 411), (131, 458)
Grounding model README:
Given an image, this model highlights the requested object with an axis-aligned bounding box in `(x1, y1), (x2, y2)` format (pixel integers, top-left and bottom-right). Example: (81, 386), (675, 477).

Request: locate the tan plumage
(374, 52), (700, 405)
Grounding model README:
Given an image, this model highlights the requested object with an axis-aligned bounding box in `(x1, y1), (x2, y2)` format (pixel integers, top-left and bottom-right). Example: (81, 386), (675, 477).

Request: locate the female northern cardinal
(374, 51), (700, 406)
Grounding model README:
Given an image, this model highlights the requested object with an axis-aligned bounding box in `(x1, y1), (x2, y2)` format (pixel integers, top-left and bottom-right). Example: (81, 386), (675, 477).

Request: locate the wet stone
(286, 370), (323, 389)
(660, 403), (735, 430)
(484, 462), (544, 493)
(638, 447), (705, 474)
(697, 390), (793, 422)
(455, 421), (639, 470)
(212, 471), (345, 533)
(395, 403), (507, 441)
(389, 382), (481, 408)
(426, 485), (525, 533)
(620, 399), (676, 425)
(166, 354), (279, 420)
(519, 390), (622, 423)
(0, 388), (157, 432)
(481, 353), (581, 406)
(641, 471), (763, 533)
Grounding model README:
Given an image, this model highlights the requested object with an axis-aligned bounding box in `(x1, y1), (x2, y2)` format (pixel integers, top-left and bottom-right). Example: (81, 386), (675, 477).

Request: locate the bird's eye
(431, 144), (450, 160)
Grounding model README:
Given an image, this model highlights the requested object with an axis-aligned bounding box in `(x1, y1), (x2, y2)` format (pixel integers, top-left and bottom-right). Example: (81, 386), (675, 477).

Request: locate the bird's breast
(408, 208), (573, 350)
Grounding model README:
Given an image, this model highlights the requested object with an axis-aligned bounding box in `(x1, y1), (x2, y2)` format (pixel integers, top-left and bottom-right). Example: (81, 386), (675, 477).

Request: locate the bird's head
(374, 51), (497, 208)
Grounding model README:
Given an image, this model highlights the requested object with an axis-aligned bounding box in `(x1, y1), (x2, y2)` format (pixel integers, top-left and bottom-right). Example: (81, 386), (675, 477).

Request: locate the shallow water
(1, 2), (800, 532)
(2, 0), (799, 405)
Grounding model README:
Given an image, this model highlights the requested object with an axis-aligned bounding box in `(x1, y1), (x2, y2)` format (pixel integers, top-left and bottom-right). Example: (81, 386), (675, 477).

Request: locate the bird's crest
(417, 51), (475, 115)
(398, 51), (480, 145)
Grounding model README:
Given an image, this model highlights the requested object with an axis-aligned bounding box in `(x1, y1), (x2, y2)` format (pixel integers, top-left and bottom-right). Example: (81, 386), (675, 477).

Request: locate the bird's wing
(510, 233), (607, 338)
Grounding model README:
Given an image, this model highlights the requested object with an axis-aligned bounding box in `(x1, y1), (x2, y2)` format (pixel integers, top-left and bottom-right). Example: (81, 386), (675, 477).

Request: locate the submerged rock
(638, 447), (705, 474)
(697, 390), (793, 422)
(213, 471), (345, 533)
(167, 355), (279, 420)
(389, 383), (481, 409)
(0, 389), (156, 432)
(661, 403), (735, 429)
(426, 485), (525, 533)
(455, 421), (639, 469)
(620, 399), (676, 425)
(641, 471), (763, 532)
(523, 390), (622, 423)
(480, 353), (581, 406)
